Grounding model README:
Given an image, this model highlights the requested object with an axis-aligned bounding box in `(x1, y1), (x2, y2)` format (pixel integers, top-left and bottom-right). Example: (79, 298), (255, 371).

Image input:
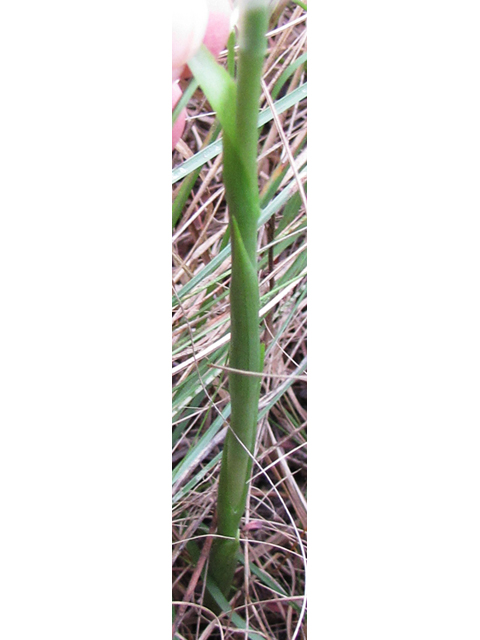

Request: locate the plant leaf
(188, 45), (237, 145)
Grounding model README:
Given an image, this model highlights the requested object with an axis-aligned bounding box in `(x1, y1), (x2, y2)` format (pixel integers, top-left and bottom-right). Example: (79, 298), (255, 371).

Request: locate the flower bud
(172, 0), (209, 80)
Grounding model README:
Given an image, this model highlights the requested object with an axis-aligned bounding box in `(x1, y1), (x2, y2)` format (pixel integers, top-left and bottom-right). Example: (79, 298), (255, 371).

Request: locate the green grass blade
(188, 45), (237, 145)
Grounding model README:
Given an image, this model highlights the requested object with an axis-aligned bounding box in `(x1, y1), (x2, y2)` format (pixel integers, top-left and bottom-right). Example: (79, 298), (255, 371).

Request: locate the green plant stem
(206, 2), (269, 599)
(188, 0), (269, 606)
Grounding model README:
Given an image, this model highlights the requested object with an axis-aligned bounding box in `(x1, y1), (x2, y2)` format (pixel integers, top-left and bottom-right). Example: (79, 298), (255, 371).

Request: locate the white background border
(1, 2), (170, 637)
(1, 1), (480, 638)
(313, 1), (480, 637)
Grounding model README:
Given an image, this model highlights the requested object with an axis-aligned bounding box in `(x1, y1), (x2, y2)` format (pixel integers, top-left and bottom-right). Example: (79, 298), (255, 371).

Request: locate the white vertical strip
(0, 2), (169, 637)
(314, 1), (480, 637)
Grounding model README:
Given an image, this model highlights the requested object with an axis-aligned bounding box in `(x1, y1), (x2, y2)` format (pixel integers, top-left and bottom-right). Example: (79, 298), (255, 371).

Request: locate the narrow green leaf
(205, 578), (267, 640)
(188, 45), (237, 145)
(271, 52), (307, 100)
(172, 78), (198, 125)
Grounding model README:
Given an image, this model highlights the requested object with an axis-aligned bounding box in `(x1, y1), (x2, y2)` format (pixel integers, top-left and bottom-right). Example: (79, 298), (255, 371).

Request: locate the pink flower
(172, 0), (233, 149)
(204, 0), (233, 60)
(181, 0), (233, 78)
(172, 1), (209, 81)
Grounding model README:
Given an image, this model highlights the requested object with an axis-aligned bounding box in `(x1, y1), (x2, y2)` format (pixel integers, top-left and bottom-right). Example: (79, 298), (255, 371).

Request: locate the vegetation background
(172, 2), (307, 638)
